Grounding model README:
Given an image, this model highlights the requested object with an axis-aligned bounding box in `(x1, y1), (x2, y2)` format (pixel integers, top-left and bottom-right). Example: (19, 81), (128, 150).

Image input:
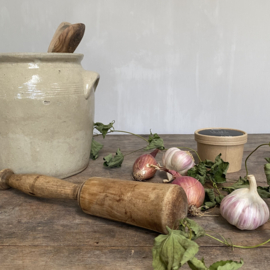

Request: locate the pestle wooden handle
(0, 169), (188, 233)
(48, 22), (85, 53)
(0, 169), (80, 200)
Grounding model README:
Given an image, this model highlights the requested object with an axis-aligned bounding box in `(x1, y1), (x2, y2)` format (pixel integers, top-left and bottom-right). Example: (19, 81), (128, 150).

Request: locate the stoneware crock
(0, 53), (99, 178)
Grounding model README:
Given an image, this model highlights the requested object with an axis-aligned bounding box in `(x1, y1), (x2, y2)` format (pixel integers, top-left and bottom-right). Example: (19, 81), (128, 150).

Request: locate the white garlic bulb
(220, 175), (269, 230)
(162, 147), (195, 176)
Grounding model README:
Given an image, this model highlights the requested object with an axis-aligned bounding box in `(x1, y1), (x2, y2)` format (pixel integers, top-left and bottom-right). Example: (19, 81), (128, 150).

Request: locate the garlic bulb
(162, 147), (195, 177)
(220, 175), (269, 230)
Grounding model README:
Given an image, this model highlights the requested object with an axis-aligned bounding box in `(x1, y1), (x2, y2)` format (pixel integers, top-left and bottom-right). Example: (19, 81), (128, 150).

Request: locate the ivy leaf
(209, 259), (244, 270)
(152, 226), (199, 270)
(145, 132), (165, 150)
(265, 157), (270, 163)
(103, 148), (124, 168)
(179, 218), (205, 240)
(94, 121), (115, 138)
(90, 139), (103, 160)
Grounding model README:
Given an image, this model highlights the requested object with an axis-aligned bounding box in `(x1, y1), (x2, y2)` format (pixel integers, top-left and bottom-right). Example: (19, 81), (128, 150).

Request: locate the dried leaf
(90, 139), (103, 160)
(209, 259), (244, 270)
(94, 121), (115, 138)
(179, 218), (205, 240)
(188, 257), (208, 270)
(103, 148), (124, 168)
(145, 132), (165, 150)
(187, 154), (228, 185)
(152, 226), (199, 270)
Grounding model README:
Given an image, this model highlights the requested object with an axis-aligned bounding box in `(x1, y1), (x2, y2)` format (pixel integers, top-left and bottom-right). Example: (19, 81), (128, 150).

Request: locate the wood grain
(47, 22), (71, 52)
(79, 177), (188, 233)
(0, 170), (80, 200)
(0, 171), (188, 234)
(0, 134), (269, 269)
(48, 22), (85, 53)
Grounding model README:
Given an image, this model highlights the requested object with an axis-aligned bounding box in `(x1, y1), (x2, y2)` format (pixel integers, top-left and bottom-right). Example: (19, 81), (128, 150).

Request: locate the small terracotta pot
(0, 53), (99, 178)
(194, 128), (247, 173)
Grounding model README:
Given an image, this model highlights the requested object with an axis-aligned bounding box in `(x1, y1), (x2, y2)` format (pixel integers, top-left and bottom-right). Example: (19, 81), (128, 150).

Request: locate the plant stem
(123, 147), (146, 157)
(245, 143), (269, 176)
(206, 233), (270, 249)
(112, 130), (149, 143)
(212, 183), (221, 195)
(208, 176), (221, 195)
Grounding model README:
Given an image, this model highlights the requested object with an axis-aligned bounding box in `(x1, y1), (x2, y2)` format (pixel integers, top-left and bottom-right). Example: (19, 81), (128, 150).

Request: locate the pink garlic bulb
(220, 175), (269, 230)
(162, 147), (195, 176)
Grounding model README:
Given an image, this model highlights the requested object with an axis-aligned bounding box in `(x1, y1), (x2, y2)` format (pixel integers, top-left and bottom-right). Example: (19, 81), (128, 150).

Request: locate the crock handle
(83, 71), (100, 100)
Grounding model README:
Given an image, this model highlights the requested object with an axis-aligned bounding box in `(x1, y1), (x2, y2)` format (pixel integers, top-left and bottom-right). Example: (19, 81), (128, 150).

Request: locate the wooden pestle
(47, 22), (71, 52)
(0, 169), (188, 233)
(48, 22), (85, 53)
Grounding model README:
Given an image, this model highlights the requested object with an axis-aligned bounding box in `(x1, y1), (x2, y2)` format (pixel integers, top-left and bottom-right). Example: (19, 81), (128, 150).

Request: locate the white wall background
(0, 0), (269, 134)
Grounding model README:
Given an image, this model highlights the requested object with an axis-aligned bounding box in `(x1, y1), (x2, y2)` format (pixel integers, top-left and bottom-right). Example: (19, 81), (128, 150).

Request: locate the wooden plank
(0, 192), (269, 248)
(0, 246), (269, 270)
(0, 134), (270, 269)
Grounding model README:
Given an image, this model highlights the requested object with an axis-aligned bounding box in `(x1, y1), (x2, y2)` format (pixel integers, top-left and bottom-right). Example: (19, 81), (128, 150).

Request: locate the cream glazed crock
(0, 53), (99, 178)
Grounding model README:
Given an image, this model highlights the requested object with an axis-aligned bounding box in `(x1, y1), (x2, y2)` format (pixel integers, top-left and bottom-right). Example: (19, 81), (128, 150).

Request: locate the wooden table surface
(1, 134), (270, 270)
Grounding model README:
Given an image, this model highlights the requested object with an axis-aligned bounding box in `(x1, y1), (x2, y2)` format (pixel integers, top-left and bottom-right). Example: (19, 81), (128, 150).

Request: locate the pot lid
(194, 128), (248, 146)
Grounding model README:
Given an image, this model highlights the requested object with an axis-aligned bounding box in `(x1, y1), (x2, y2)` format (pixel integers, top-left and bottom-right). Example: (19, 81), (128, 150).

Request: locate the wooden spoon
(48, 22), (85, 53)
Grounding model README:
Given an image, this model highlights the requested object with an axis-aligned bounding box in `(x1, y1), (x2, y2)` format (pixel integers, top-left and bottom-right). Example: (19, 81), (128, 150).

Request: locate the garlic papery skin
(162, 147), (195, 176)
(220, 175), (270, 230)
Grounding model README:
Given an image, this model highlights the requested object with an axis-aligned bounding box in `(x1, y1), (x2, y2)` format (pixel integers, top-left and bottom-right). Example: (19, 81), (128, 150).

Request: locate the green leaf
(265, 157), (270, 163)
(90, 139), (103, 160)
(257, 186), (270, 198)
(179, 218), (205, 240)
(152, 227), (199, 270)
(94, 121), (115, 138)
(188, 257), (208, 270)
(187, 154), (228, 185)
(207, 154), (229, 184)
(222, 176), (249, 194)
(187, 163), (208, 185)
(222, 176), (270, 199)
(264, 163), (270, 185)
(103, 148), (124, 168)
(215, 194), (225, 204)
(209, 259), (244, 270)
(200, 189), (225, 211)
(204, 189), (216, 203)
(145, 132), (165, 150)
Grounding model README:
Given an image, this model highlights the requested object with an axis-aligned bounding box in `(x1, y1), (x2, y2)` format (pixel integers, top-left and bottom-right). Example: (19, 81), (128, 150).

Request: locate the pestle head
(0, 169), (14, 190)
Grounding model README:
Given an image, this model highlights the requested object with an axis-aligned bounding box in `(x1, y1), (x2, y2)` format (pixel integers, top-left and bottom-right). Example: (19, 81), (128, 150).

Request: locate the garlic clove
(162, 147), (179, 170)
(171, 151), (195, 175)
(220, 175), (269, 230)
